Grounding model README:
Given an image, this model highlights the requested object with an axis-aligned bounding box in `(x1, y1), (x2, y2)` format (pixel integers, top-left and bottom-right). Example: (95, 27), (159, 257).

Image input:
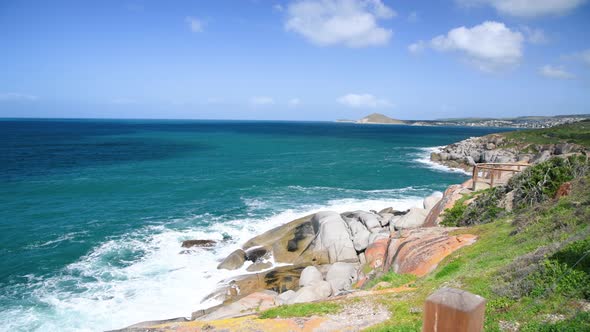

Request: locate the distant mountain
(356, 113), (405, 125)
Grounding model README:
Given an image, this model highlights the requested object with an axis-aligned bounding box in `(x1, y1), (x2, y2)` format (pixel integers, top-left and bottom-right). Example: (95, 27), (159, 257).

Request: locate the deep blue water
(0, 119), (505, 331)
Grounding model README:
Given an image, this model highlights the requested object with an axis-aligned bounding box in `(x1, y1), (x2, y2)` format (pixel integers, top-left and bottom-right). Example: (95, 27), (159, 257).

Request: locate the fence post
(422, 287), (486, 332)
(472, 165), (478, 190)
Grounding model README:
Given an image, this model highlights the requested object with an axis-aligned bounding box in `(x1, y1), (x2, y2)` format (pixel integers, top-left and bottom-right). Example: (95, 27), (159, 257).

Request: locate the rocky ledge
(430, 133), (587, 171)
(117, 191), (478, 331)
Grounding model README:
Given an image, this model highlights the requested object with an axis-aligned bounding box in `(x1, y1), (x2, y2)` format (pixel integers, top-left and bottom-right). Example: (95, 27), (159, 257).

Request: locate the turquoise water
(0, 119), (505, 331)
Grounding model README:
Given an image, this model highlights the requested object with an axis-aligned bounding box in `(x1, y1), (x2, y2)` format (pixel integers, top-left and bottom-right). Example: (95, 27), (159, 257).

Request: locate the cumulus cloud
(186, 16), (204, 32)
(521, 26), (548, 44)
(285, 0), (396, 47)
(408, 40), (427, 54)
(250, 96), (275, 106)
(0, 92), (38, 101)
(426, 21), (524, 72)
(540, 65), (575, 79)
(337, 93), (392, 108)
(457, 0), (587, 17)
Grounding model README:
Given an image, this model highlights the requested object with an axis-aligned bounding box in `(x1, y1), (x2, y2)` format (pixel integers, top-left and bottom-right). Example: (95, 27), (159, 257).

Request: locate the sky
(0, 0), (589, 121)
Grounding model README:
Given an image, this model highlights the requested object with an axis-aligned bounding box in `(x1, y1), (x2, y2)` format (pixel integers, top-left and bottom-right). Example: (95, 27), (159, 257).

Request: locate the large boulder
(365, 237), (390, 269)
(245, 247), (268, 262)
(242, 215), (326, 265)
(343, 211), (382, 233)
(288, 280), (332, 304)
(312, 212), (358, 264)
(325, 262), (359, 295)
(204, 265), (306, 303)
(277, 290), (296, 305)
(423, 192), (443, 211)
(393, 207), (429, 229)
(198, 290), (279, 320)
(344, 218), (371, 251)
(384, 228), (477, 276)
(299, 266), (323, 287)
(217, 249), (246, 270)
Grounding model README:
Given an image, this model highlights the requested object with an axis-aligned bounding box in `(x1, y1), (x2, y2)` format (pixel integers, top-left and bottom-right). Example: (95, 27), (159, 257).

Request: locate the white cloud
(337, 93), (392, 108)
(273, 4), (284, 11)
(521, 26), (548, 44)
(408, 40), (426, 54)
(0, 92), (38, 101)
(457, 0), (587, 17)
(250, 96), (275, 106)
(285, 0), (396, 48)
(288, 98), (301, 107)
(407, 11), (419, 22)
(565, 49), (590, 66)
(539, 65), (575, 79)
(186, 16), (204, 32)
(428, 21), (524, 72)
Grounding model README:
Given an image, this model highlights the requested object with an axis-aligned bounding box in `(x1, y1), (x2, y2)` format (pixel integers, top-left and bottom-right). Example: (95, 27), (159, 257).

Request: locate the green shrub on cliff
(508, 155), (590, 209)
(441, 187), (506, 227)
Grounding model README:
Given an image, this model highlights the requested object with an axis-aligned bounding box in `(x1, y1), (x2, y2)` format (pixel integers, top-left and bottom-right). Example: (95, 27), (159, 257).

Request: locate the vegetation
(442, 155), (590, 227)
(503, 119), (590, 148)
(365, 172), (590, 331)
(259, 302), (342, 319)
(509, 155), (590, 208)
(365, 272), (417, 289)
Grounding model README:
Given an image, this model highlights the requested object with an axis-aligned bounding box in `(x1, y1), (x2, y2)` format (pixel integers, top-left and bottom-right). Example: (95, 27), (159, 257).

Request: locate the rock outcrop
(430, 134), (586, 172)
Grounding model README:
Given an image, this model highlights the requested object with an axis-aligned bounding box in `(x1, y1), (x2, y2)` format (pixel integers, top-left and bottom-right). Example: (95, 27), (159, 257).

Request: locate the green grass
(503, 119), (590, 147)
(365, 272), (417, 289)
(362, 175), (590, 331)
(259, 302), (342, 319)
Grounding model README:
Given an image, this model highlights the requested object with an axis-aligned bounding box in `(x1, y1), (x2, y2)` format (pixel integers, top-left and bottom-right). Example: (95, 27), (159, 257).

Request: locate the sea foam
(1, 195), (424, 332)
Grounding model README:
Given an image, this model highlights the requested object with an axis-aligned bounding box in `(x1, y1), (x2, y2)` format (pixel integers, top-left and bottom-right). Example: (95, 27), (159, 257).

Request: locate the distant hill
(356, 113), (405, 125)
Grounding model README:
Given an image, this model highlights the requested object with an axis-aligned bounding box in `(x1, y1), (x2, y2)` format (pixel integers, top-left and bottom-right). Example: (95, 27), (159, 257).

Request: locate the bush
(509, 155), (590, 209)
(441, 187), (507, 226)
(259, 302), (341, 319)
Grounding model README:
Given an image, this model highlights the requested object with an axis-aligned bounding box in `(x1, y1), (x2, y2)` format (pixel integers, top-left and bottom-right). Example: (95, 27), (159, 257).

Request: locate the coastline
(116, 143), (480, 330)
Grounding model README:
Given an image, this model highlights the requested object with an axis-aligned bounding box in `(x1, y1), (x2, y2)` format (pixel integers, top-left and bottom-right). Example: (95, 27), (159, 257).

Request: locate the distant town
(337, 113), (590, 129)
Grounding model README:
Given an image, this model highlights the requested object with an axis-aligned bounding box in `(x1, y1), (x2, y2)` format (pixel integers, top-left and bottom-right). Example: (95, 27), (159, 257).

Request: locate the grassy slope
(503, 119), (590, 148)
(365, 176), (590, 331)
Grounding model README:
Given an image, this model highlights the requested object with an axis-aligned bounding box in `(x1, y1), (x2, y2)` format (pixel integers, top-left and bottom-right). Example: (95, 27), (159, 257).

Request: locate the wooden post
(490, 171), (495, 187)
(423, 287), (486, 332)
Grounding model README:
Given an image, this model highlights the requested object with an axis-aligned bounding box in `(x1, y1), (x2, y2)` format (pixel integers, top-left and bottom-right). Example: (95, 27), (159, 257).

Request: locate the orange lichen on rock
(364, 238), (390, 269)
(385, 228), (477, 277)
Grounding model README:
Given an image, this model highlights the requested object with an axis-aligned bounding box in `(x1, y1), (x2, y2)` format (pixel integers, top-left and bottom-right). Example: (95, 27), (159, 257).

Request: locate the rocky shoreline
(429, 133), (587, 172)
(117, 186), (479, 331)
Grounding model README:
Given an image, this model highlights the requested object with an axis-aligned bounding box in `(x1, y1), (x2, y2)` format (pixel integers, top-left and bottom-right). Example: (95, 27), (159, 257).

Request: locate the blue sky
(1, 0), (589, 120)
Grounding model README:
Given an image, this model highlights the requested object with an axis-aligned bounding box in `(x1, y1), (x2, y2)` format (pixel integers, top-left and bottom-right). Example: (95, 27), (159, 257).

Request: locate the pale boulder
(395, 207), (429, 229)
(423, 192), (443, 211)
(288, 280), (332, 304)
(312, 212), (358, 263)
(299, 266), (323, 287)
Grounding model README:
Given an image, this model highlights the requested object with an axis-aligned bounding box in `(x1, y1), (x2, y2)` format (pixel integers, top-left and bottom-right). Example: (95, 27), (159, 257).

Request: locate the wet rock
(245, 247), (268, 262)
(242, 215), (324, 265)
(181, 239), (217, 248)
(217, 249), (246, 270)
(299, 266), (323, 287)
(246, 261), (273, 272)
(204, 265), (306, 303)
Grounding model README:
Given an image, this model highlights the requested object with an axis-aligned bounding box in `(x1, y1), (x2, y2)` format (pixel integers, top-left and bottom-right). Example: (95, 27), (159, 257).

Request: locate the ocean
(0, 119), (505, 331)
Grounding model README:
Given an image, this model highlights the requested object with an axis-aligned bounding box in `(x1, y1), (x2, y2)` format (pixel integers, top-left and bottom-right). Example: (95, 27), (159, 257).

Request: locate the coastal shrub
(441, 187), (507, 226)
(259, 302), (341, 319)
(508, 155), (590, 209)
